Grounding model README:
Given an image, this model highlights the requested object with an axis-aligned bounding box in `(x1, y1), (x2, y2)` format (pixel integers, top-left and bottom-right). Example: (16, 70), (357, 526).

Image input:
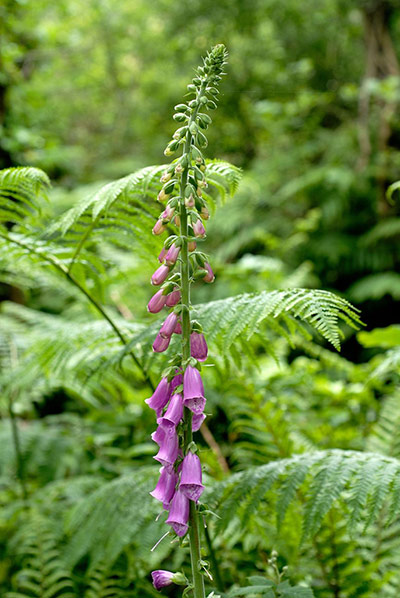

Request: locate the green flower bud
(197, 131), (208, 148)
(207, 100), (217, 110)
(174, 103), (189, 112)
(173, 112), (188, 122)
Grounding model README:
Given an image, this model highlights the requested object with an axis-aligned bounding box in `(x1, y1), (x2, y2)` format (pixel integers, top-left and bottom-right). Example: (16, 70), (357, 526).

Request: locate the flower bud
(192, 219), (206, 238)
(160, 312), (178, 339)
(200, 206), (209, 220)
(203, 262), (215, 283)
(162, 204), (175, 221)
(185, 194), (195, 208)
(153, 219), (166, 235)
(173, 112), (187, 122)
(188, 240), (197, 252)
(166, 288), (181, 307)
(190, 332), (208, 362)
(157, 189), (170, 203)
(153, 333), (171, 353)
(151, 264), (170, 286)
(148, 289), (166, 313)
(174, 214), (181, 227)
(158, 247), (167, 263)
(160, 171), (172, 183)
(175, 163), (184, 175)
(165, 243), (181, 266)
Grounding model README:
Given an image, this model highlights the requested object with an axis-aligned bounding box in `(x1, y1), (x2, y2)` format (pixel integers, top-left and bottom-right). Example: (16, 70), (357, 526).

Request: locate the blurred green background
(1, 1), (400, 597)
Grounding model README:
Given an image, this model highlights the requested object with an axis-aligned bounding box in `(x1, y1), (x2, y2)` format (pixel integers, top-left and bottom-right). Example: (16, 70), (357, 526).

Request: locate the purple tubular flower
(158, 247), (167, 263)
(145, 378), (171, 412)
(192, 219), (206, 238)
(147, 289), (166, 313)
(180, 452), (204, 502)
(166, 488), (190, 536)
(165, 244), (181, 266)
(154, 430), (179, 470)
(151, 264), (170, 286)
(151, 570), (174, 591)
(190, 332), (208, 362)
(174, 321), (182, 334)
(151, 425), (165, 445)
(203, 262), (215, 283)
(153, 333), (171, 353)
(158, 393), (183, 433)
(150, 467), (178, 509)
(183, 366), (206, 415)
(166, 288), (181, 307)
(160, 312), (178, 339)
(192, 413), (206, 432)
(170, 373), (183, 393)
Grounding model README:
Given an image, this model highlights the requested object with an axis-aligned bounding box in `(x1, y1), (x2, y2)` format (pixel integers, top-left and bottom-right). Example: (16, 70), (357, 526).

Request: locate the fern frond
(206, 450), (400, 542)
(84, 562), (127, 598)
(195, 288), (361, 351)
(0, 167), (50, 229)
(6, 516), (75, 598)
(63, 469), (159, 566)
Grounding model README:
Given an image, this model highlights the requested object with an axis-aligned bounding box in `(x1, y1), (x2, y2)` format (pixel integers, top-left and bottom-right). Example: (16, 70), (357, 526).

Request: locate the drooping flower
(174, 321), (182, 334)
(151, 570), (174, 591)
(152, 219), (166, 235)
(192, 413), (206, 432)
(151, 264), (170, 286)
(166, 488), (190, 536)
(192, 218), (206, 238)
(180, 452), (204, 502)
(145, 378), (171, 413)
(150, 467), (178, 509)
(165, 244), (181, 266)
(170, 373), (183, 393)
(190, 332), (208, 362)
(151, 570), (186, 591)
(183, 365), (206, 415)
(166, 288), (181, 307)
(203, 261), (215, 283)
(159, 312), (178, 338)
(147, 289), (166, 314)
(154, 430), (179, 470)
(153, 333), (171, 353)
(151, 425), (166, 445)
(158, 393), (183, 433)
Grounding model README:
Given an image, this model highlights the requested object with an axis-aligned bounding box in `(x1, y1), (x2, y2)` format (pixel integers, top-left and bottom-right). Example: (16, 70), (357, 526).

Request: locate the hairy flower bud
(162, 204), (175, 221)
(188, 240), (197, 251)
(151, 264), (170, 286)
(160, 312), (178, 339)
(203, 262), (215, 283)
(153, 219), (166, 235)
(166, 288), (181, 307)
(192, 218), (206, 238)
(190, 332), (208, 362)
(200, 206), (209, 220)
(185, 194), (195, 208)
(158, 247), (167, 263)
(157, 190), (170, 203)
(165, 243), (181, 266)
(148, 289), (166, 313)
(160, 171), (172, 183)
(153, 333), (171, 353)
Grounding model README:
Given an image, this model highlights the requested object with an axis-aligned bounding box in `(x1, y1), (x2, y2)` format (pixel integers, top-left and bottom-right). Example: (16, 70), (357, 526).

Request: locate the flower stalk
(146, 44), (228, 596)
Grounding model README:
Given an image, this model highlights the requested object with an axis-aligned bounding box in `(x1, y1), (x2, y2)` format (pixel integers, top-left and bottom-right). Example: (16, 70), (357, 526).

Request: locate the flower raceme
(145, 43), (229, 593)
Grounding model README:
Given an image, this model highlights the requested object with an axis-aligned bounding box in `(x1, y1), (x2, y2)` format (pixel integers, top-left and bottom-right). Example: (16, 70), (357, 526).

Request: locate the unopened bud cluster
(146, 44), (228, 592)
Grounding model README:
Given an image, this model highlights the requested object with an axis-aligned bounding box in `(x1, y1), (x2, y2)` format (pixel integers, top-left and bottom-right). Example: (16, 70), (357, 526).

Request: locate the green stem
(180, 83), (207, 598)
